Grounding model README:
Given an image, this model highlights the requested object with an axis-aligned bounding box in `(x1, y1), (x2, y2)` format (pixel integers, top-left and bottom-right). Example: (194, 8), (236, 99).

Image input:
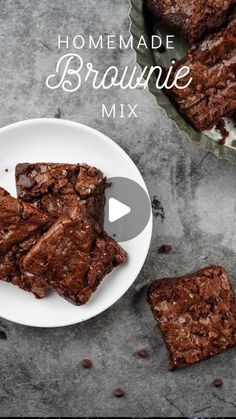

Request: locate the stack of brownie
(0, 163), (127, 305)
(146, 0), (236, 135)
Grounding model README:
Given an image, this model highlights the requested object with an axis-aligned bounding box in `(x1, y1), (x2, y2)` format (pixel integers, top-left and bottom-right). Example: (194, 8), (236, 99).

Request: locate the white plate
(0, 119), (153, 328)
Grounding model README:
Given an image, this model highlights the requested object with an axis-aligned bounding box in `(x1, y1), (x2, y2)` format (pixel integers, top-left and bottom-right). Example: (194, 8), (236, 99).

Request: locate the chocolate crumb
(137, 348), (148, 358)
(158, 245), (172, 254)
(114, 388), (125, 398)
(55, 108), (62, 119)
(0, 331), (7, 340)
(152, 197), (165, 221)
(81, 359), (92, 369)
(216, 119), (228, 145)
(5, 169), (8, 172)
(213, 378), (224, 388)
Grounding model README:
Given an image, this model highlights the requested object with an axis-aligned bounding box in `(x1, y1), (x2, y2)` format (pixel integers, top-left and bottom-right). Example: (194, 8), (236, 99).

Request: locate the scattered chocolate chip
(137, 348), (148, 358)
(213, 378), (223, 388)
(158, 245), (172, 254)
(55, 108), (62, 119)
(114, 388), (124, 398)
(0, 331), (7, 340)
(81, 359), (92, 369)
(5, 169), (8, 172)
(152, 197), (165, 221)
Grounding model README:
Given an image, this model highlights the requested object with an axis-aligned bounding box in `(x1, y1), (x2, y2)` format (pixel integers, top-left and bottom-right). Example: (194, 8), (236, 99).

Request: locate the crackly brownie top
(169, 16), (236, 131)
(15, 163), (107, 223)
(146, 0), (236, 42)
(0, 245), (48, 299)
(0, 187), (53, 298)
(23, 206), (127, 305)
(0, 186), (52, 256)
(148, 265), (236, 370)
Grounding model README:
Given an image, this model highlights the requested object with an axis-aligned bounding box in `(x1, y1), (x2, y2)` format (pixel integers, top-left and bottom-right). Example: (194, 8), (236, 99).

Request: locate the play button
(109, 198), (131, 223)
(104, 177), (151, 242)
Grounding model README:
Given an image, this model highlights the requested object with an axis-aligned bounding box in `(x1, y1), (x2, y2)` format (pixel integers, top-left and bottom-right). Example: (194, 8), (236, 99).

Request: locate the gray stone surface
(0, 0), (236, 416)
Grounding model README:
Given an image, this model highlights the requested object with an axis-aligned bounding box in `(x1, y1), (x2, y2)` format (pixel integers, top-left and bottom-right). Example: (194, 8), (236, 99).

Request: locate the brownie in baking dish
(15, 163), (107, 225)
(146, 0), (236, 43)
(168, 16), (236, 131)
(148, 265), (236, 370)
(0, 187), (53, 298)
(23, 205), (127, 306)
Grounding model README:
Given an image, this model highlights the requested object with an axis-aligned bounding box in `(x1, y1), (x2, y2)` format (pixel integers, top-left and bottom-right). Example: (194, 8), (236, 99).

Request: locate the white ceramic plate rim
(0, 118), (153, 327)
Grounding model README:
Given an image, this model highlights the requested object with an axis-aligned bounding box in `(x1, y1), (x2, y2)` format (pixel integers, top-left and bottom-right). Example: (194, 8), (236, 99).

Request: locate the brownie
(23, 205), (127, 305)
(15, 163), (107, 224)
(146, 0), (236, 43)
(168, 16), (236, 131)
(0, 187), (53, 298)
(148, 265), (236, 370)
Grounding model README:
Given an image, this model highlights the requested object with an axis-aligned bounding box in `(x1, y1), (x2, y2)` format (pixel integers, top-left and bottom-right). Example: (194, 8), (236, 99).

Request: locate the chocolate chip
(114, 388), (124, 398)
(208, 297), (218, 305)
(158, 245), (172, 254)
(87, 167), (98, 177)
(221, 310), (229, 320)
(137, 348), (148, 358)
(5, 169), (8, 172)
(213, 378), (223, 388)
(81, 359), (92, 369)
(0, 331), (7, 340)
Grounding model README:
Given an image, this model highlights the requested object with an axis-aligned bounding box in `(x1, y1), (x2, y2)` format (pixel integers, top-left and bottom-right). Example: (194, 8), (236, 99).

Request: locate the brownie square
(23, 205), (127, 305)
(148, 266), (236, 370)
(15, 163), (107, 225)
(146, 0), (236, 43)
(0, 187), (53, 298)
(168, 16), (236, 131)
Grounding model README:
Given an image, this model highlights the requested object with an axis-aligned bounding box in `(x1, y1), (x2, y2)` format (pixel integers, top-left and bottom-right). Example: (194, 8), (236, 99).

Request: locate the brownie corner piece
(23, 205), (127, 306)
(148, 265), (236, 370)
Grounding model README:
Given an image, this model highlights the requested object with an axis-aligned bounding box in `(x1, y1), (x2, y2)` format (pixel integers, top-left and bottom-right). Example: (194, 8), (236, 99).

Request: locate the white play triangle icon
(109, 197), (131, 223)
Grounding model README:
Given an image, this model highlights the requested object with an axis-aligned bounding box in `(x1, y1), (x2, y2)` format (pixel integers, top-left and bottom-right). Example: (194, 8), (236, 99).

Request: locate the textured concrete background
(0, 0), (236, 417)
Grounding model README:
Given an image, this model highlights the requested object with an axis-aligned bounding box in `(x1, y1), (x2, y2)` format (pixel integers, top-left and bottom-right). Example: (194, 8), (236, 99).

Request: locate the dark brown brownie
(148, 266), (236, 370)
(15, 163), (107, 225)
(168, 17), (236, 131)
(23, 205), (127, 305)
(146, 0), (236, 43)
(0, 187), (53, 298)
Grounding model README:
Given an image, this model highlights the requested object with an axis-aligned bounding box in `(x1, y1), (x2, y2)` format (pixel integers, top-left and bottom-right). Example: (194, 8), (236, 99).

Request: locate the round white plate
(0, 118), (153, 328)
